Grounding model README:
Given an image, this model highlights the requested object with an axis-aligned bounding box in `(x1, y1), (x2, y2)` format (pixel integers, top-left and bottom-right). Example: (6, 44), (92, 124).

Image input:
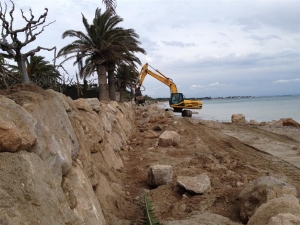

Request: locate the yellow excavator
(135, 63), (202, 117)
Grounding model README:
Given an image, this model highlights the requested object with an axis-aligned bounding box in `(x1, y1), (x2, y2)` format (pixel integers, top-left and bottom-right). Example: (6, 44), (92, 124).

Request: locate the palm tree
(106, 37), (146, 100)
(0, 54), (9, 88)
(106, 55), (144, 101)
(115, 63), (138, 102)
(26, 55), (61, 89)
(58, 8), (145, 101)
(93, 9), (145, 100)
(0, 54), (21, 88)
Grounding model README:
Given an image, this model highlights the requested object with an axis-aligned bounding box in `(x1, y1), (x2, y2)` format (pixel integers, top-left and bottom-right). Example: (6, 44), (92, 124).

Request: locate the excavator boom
(136, 63), (178, 93)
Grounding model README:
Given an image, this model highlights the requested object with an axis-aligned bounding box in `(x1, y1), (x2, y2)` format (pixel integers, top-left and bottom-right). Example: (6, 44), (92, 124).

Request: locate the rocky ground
(120, 104), (300, 224)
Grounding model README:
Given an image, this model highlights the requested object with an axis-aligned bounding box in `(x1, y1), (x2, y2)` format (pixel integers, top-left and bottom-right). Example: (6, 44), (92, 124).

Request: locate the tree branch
(23, 20), (56, 46)
(8, 0), (14, 33)
(24, 46), (56, 58)
(0, 2), (10, 39)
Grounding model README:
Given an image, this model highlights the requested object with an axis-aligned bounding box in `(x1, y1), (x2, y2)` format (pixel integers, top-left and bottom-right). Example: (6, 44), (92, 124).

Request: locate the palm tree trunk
(97, 65), (110, 101)
(107, 65), (116, 101)
(119, 80), (127, 102)
(83, 79), (88, 98)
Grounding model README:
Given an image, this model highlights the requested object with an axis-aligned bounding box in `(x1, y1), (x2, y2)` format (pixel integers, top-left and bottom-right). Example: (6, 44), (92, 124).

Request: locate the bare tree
(0, 0), (56, 83)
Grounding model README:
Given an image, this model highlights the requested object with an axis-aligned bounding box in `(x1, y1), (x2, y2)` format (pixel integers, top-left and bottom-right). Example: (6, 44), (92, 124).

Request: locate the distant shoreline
(154, 94), (300, 102)
(202, 94), (300, 100)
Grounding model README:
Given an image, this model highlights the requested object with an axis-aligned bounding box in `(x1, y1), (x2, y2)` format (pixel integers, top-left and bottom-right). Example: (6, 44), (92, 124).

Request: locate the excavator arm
(136, 63), (178, 94)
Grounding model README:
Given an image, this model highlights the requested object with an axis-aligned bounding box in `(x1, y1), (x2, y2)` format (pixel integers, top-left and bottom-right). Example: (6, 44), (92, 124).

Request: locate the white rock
(147, 165), (173, 186)
(158, 131), (180, 147)
(177, 173), (211, 194)
(231, 114), (247, 124)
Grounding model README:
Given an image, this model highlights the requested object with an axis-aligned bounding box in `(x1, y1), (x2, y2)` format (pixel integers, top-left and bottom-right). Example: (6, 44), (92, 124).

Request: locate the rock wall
(0, 84), (136, 225)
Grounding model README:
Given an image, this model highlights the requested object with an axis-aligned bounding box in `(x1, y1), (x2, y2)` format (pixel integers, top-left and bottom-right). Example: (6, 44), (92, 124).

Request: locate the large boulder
(177, 173), (211, 194)
(147, 165), (173, 186)
(249, 120), (259, 125)
(1, 89), (79, 181)
(0, 96), (37, 152)
(62, 162), (107, 225)
(281, 118), (300, 128)
(101, 143), (123, 170)
(158, 130), (180, 147)
(86, 98), (101, 112)
(239, 176), (297, 222)
(165, 110), (174, 118)
(0, 152), (82, 225)
(135, 117), (150, 127)
(231, 114), (247, 124)
(114, 104), (136, 137)
(73, 98), (94, 113)
(267, 213), (300, 225)
(247, 195), (300, 225)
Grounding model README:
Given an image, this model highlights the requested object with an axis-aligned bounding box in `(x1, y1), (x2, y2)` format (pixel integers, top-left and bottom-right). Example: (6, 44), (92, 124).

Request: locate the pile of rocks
(147, 163), (300, 225)
(231, 114), (300, 128)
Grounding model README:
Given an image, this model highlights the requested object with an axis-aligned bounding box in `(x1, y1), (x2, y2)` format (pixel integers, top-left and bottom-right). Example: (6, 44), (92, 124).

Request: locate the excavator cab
(169, 93), (184, 105)
(169, 93), (185, 113)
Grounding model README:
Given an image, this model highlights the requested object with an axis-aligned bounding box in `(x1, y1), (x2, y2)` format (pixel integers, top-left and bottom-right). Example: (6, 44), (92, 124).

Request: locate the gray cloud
(192, 50), (299, 69)
(234, 2), (299, 33)
(235, 18), (261, 32)
(139, 37), (160, 52)
(218, 32), (227, 37)
(247, 34), (282, 45)
(210, 41), (230, 48)
(210, 18), (221, 23)
(248, 34), (282, 41)
(190, 82), (233, 90)
(273, 79), (300, 84)
(255, 1), (300, 33)
(154, 49), (299, 96)
(161, 41), (196, 47)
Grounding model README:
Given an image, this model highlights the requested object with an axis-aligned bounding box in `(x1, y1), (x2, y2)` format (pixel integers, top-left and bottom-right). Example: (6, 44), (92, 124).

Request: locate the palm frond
(142, 192), (162, 225)
(102, 0), (116, 14)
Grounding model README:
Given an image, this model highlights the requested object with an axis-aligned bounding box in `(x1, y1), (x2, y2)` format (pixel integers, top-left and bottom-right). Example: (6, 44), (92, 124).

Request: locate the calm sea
(160, 95), (300, 123)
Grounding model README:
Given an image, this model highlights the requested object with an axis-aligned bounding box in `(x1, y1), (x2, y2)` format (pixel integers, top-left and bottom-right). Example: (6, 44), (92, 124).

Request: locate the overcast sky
(2, 0), (300, 98)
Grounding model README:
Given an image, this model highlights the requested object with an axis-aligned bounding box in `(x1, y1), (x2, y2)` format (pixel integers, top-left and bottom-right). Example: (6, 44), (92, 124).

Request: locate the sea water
(160, 95), (300, 123)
